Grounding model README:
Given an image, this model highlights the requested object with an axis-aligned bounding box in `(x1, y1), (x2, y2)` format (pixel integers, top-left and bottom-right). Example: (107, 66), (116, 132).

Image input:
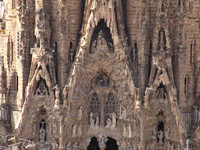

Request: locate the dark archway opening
(157, 121), (165, 143)
(87, 137), (100, 150)
(105, 137), (118, 150)
(90, 19), (113, 53)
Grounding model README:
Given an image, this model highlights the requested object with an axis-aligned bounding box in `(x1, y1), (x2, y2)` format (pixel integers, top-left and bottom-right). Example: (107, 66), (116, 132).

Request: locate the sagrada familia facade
(0, 0), (200, 149)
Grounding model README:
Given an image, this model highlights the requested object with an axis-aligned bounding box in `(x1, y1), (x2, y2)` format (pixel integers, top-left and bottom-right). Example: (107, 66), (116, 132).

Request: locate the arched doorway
(105, 137), (118, 150)
(87, 137), (100, 150)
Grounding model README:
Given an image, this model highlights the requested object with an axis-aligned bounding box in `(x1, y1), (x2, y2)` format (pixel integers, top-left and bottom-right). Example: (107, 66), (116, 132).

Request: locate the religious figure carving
(158, 130), (164, 145)
(106, 118), (112, 128)
(123, 123), (127, 137)
(165, 126), (171, 139)
(54, 85), (60, 109)
(128, 124), (132, 138)
(72, 124), (77, 137)
(91, 40), (97, 53)
(78, 106), (83, 120)
(95, 115), (99, 128)
(39, 123), (46, 142)
(98, 133), (106, 147)
(157, 87), (167, 100)
(111, 112), (116, 128)
(90, 112), (95, 127)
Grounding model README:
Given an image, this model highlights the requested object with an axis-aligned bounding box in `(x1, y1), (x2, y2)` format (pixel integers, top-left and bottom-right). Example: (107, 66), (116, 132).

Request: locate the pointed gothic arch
(34, 78), (49, 96)
(89, 73), (117, 127)
(87, 137), (100, 150)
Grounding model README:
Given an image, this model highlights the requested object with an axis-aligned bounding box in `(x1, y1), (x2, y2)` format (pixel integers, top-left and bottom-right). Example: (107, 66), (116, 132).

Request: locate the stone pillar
(140, 109), (145, 150)
(59, 118), (64, 150)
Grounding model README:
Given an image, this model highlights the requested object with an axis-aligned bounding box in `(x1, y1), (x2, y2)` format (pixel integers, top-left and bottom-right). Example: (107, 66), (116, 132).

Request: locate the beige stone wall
(0, 0), (200, 149)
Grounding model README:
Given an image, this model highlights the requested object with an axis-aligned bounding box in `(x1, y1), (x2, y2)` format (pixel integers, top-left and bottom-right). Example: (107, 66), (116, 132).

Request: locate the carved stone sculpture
(128, 124), (132, 138)
(72, 124), (77, 137)
(158, 130), (164, 145)
(39, 126), (46, 142)
(106, 118), (112, 128)
(123, 123), (127, 137)
(95, 115), (99, 128)
(78, 106), (83, 120)
(111, 112), (116, 128)
(90, 112), (95, 127)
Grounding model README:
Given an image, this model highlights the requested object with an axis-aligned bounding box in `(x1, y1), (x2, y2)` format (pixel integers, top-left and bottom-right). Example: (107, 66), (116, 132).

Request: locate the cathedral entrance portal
(105, 137), (118, 150)
(87, 137), (100, 150)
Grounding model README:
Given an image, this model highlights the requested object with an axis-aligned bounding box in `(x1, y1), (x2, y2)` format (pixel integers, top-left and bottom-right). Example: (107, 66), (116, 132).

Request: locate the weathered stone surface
(0, 0), (200, 149)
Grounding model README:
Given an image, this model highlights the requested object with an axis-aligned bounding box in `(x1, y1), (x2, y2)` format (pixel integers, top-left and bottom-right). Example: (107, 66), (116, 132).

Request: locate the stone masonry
(0, 0), (200, 150)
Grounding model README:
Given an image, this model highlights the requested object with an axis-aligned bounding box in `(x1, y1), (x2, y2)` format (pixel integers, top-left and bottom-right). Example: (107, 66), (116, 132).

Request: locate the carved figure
(72, 124), (77, 137)
(111, 112), (116, 128)
(157, 87), (167, 100)
(78, 106), (83, 120)
(128, 124), (132, 138)
(158, 130), (164, 145)
(106, 118), (112, 128)
(96, 115), (99, 127)
(123, 123), (127, 137)
(90, 112), (95, 127)
(39, 126), (46, 142)
(91, 40), (97, 53)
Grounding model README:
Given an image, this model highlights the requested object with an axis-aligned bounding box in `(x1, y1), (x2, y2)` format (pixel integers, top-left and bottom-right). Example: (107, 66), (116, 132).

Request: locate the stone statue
(128, 124), (132, 138)
(106, 118), (112, 128)
(157, 87), (167, 100)
(97, 30), (108, 50)
(51, 138), (58, 150)
(77, 124), (82, 137)
(39, 125), (46, 142)
(111, 112), (116, 128)
(158, 130), (164, 145)
(90, 112), (95, 127)
(91, 40), (97, 53)
(165, 126), (170, 139)
(72, 124), (77, 137)
(54, 85), (60, 109)
(66, 142), (71, 150)
(54, 85), (60, 100)
(123, 123), (127, 137)
(95, 115), (99, 128)
(78, 106), (83, 120)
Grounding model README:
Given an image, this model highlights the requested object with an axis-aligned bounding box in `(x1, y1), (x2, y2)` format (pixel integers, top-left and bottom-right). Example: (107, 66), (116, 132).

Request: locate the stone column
(140, 109), (145, 150)
(59, 118), (64, 150)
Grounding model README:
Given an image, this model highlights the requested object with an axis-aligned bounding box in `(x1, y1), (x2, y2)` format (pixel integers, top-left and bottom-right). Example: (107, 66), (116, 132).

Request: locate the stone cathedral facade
(0, 0), (200, 149)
